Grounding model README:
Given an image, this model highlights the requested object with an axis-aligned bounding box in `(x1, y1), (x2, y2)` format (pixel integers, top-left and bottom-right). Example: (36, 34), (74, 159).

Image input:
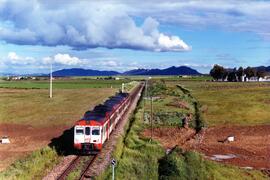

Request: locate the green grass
(143, 81), (204, 130)
(170, 81), (270, 126)
(0, 79), (130, 89)
(0, 147), (61, 180)
(0, 88), (116, 126)
(98, 102), (165, 180)
(159, 147), (267, 180)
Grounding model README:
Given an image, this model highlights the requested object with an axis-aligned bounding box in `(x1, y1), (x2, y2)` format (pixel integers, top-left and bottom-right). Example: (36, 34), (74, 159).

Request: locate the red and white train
(74, 84), (142, 153)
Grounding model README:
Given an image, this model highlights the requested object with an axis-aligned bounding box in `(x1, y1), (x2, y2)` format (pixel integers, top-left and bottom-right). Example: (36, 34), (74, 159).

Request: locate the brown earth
(167, 99), (190, 110)
(143, 127), (196, 149)
(0, 124), (68, 171)
(143, 125), (270, 169)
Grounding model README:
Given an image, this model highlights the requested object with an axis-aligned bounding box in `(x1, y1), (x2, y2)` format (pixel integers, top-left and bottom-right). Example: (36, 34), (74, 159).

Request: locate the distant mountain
(254, 66), (270, 72)
(50, 66), (201, 76)
(52, 68), (119, 76)
(122, 69), (149, 75)
(123, 66), (201, 75)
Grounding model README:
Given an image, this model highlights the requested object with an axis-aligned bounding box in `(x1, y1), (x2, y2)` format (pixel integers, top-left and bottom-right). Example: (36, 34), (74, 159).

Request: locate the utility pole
(142, 80), (147, 121)
(145, 79), (148, 98)
(150, 96), (153, 142)
(49, 62), (53, 98)
(121, 83), (125, 92)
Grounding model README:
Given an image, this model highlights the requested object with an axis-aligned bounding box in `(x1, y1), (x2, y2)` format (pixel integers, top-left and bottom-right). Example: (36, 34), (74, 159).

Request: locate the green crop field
(0, 79), (134, 127)
(0, 79), (130, 89)
(0, 88), (116, 127)
(167, 81), (270, 126)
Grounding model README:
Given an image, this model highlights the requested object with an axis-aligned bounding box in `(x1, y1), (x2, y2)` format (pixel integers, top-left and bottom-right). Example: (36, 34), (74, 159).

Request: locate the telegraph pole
(49, 62), (53, 98)
(121, 83), (125, 92)
(142, 79), (147, 121)
(150, 96), (153, 142)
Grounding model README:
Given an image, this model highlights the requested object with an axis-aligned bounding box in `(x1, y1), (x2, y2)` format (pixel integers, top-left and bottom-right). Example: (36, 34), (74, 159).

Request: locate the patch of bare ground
(143, 127), (196, 150)
(0, 124), (68, 171)
(166, 99), (190, 110)
(197, 125), (270, 169)
(143, 125), (270, 170)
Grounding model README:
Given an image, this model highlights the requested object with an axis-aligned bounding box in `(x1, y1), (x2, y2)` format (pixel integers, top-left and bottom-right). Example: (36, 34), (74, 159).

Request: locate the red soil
(0, 124), (68, 171)
(143, 125), (270, 169)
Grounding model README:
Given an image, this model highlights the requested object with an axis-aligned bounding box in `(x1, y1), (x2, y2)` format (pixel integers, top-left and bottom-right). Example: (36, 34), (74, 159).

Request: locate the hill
(52, 68), (119, 76)
(123, 66), (201, 75)
(50, 66), (201, 76)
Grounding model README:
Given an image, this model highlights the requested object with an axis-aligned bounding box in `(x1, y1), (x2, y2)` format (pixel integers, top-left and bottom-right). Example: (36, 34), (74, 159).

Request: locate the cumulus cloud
(6, 52), (35, 65)
(42, 54), (83, 66)
(0, 1), (190, 52)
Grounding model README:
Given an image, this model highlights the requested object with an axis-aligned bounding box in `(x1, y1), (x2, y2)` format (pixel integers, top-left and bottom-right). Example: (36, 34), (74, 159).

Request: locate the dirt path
(0, 124), (68, 171)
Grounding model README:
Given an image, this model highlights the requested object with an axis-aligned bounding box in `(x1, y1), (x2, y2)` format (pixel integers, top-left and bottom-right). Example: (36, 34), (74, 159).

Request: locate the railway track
(57, 155), (97, 180)
(261, 169), (270, 178)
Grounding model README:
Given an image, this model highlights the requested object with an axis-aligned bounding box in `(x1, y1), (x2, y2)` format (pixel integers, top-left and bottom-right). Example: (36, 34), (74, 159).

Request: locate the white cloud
(101, 60), (119, 67)
(157, 33), (191, 51)
(53, 53), (82, 65)
(6, 52), (35, 65)
(42, 53), (83, 66)
(0, 1), (190, 52)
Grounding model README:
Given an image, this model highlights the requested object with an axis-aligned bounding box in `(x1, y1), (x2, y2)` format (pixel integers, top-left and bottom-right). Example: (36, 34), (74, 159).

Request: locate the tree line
(210, 64), (268, 81)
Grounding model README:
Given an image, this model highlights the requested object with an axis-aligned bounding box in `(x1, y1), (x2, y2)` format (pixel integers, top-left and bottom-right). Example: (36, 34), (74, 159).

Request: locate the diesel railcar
(73, 92), (131, 152)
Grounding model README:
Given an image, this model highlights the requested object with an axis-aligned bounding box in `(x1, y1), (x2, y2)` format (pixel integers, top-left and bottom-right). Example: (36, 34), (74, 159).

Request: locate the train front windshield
(92, 127), (100, 135)
(76, 128), (84, 135)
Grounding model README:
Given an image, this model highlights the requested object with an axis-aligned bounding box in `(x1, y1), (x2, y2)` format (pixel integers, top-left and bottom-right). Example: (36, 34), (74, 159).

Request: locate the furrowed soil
(143, 125), (270, 170)
(0, 124), (68, 171)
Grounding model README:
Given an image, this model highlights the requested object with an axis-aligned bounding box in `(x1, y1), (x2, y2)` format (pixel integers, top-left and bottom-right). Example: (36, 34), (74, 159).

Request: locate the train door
(84, 126), (91, 143)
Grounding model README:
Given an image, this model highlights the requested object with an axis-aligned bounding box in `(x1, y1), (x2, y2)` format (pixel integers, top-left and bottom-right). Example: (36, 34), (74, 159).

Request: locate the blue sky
(0, 0), (270, 74)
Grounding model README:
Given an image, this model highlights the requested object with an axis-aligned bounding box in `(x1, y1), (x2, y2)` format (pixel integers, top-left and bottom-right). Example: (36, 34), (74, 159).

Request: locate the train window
(76, 128), (84, 135)
(92, 127), (100, 135)
(85, 127), (90, 135)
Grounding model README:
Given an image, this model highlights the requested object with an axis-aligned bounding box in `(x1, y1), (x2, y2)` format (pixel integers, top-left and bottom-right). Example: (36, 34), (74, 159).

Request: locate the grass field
(0, 79), (130, 89)
(168, 81), (270, 126)
(0, 88), (116, 126)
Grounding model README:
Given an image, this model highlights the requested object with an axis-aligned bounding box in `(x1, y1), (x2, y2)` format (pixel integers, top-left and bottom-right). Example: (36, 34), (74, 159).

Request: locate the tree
(227, 68), (237, 82)
(236, 67), (244, 82)
(210, 64), (227, 81)
(244, 67), (256, 79)
(257, 70), (267, 79)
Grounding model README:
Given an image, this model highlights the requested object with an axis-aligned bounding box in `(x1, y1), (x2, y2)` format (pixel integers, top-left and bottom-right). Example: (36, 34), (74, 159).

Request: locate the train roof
(81, 92), (129, 123)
